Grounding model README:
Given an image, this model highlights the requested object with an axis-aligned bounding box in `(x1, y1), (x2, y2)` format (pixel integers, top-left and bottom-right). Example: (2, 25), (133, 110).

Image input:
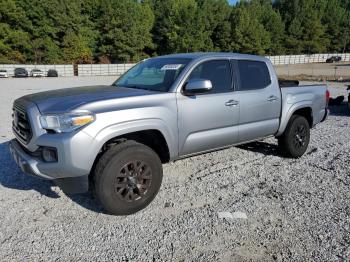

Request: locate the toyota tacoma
(9, 53), (329, 215)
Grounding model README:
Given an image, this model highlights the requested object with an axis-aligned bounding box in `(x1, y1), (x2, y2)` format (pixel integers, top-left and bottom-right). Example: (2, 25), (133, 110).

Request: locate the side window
(187, 60), (232, 94)
(237, 60), (271, 91)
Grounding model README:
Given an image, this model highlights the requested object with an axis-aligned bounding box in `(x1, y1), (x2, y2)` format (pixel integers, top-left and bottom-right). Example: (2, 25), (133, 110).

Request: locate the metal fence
(0, 64), (74, 77)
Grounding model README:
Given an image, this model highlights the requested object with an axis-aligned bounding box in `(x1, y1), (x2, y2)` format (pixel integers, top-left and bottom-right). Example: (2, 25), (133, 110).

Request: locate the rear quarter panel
(277, 85), (327, 136)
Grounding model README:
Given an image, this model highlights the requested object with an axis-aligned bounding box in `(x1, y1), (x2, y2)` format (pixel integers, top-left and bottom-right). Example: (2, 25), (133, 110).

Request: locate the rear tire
(278, 115), (310, 158)
(93, 140), (163, 215)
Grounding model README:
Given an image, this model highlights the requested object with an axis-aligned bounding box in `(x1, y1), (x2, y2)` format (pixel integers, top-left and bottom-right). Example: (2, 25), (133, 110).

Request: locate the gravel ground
(0, 76), (349, 261)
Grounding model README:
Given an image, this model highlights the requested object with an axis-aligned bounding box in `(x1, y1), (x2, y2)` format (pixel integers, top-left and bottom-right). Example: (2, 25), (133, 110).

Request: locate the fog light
(42, 147), (58, 162)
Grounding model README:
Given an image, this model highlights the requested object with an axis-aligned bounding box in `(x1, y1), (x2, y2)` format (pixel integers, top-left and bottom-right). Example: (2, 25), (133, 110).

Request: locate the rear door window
(237, 60), (271, 91)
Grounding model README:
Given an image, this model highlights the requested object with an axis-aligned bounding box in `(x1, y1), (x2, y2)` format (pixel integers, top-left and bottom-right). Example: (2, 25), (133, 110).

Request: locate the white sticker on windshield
(160, 64), (183, 71)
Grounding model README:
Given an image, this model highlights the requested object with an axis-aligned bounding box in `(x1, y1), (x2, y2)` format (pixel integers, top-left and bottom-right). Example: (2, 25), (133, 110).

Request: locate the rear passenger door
(234, 60), (281, 142)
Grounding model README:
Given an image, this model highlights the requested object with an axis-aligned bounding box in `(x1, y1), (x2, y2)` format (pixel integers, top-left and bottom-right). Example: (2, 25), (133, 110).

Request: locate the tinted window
(187, 60), (232, 94)
(237, 60), (271, 91)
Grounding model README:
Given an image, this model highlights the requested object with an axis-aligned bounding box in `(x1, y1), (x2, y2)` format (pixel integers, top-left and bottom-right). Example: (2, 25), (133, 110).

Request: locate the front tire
(278, 115), (310, 158)
(94, 140), (163, 215)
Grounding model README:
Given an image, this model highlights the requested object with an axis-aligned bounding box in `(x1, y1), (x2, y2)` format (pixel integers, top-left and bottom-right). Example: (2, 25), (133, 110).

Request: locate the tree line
(0, 0), (350, 64)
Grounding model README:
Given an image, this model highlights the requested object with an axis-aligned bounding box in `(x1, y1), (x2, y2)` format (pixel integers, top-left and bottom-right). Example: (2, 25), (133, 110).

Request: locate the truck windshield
(114, 57), (191, 92)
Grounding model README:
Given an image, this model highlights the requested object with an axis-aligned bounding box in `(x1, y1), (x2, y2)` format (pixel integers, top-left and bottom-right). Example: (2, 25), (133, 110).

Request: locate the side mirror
(183, 79), (212, 95)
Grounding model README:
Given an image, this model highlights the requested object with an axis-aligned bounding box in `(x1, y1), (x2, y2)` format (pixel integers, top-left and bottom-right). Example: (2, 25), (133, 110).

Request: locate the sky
(228, 0), (239, 5)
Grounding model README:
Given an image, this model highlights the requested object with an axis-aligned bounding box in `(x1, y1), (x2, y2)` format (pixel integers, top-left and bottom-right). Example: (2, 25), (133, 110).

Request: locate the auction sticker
(160, 64), (183, 71)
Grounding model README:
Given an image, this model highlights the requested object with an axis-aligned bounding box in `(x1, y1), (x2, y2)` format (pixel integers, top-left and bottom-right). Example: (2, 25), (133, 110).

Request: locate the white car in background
(30, 69), (44, 77)
(0, 69), (8, 78)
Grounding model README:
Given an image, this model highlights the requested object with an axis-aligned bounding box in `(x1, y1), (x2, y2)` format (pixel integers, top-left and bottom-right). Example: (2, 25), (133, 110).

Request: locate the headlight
(40, 111), (95, 133)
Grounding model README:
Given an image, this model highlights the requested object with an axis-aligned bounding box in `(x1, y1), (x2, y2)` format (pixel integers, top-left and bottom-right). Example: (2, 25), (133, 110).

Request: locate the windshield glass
(114, 57), (191, 92)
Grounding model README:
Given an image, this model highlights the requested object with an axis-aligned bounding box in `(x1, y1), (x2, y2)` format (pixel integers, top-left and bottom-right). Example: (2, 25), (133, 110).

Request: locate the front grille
(12, 104), (32, 144)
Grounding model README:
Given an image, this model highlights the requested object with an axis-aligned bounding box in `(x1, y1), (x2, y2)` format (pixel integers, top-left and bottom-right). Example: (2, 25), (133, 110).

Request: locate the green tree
(197, 0), (232, 51)
(15, 0), (97, 63)
(247, 0), (285, 54)
(151, 0), (211, 55)
(1, 0), (350, 63)
(63, 32), (93, 64)
(321, 0), (350, 52)
(0, 0), (32, 63)
(98, 0), (154, 62)
(229, 6), (271, 55)
(276, 0), (327, 54)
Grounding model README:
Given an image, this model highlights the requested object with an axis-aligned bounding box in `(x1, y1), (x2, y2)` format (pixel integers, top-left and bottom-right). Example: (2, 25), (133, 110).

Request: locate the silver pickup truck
(9, 53), (328, 215)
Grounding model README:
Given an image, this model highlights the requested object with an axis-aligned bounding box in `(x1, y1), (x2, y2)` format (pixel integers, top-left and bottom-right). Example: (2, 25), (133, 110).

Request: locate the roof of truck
(157, 52), (268, 62)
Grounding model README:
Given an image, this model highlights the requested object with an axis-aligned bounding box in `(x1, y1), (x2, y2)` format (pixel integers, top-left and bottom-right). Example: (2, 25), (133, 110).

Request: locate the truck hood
(19, 85), (155, 114)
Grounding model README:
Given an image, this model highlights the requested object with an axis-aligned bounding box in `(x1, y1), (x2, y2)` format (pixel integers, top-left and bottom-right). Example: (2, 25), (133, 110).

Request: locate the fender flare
(85, 118), (178, 170)
(276, 102), (313, 136)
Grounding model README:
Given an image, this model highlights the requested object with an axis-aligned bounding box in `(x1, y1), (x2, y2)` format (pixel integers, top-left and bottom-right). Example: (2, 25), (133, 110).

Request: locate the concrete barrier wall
(1, 53), (349, 77)
(0, 64), (74, 77)
(78, 64), (134, 76)
(78, 53), (350, 76)
(266, 53), (350, 65)
(275, 64), (350, 79)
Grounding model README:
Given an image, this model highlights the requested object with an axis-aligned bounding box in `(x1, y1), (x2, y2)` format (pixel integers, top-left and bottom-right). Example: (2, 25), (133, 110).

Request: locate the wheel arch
(88, 121), (175, 184)
(99, 129), (171, 164)
(277, 103), (313, 137)
(292, 107), (313, 127)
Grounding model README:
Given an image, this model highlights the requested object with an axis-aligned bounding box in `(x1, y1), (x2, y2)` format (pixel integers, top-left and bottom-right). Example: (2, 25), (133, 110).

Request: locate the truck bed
(278, 83), (327, 136)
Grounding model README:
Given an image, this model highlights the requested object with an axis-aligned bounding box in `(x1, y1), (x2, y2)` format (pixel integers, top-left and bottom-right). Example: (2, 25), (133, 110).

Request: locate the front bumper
(9, 139), (89, 193)
(9, 139), (54, 180)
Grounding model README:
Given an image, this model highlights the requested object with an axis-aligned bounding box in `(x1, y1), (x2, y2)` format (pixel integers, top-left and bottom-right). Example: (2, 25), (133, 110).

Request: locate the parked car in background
(0, 69), (8, 78)
(30, 69), (44, 77)
(47, 69), (58, 77)
(326, 56), (342, 63)
(14, 68), (28, 78)
(9, 53), (329, 215)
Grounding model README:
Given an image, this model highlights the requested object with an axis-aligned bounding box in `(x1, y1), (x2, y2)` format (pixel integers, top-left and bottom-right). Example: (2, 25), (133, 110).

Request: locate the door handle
(267, 95), (278, 102)
(225, 100), (239, 106)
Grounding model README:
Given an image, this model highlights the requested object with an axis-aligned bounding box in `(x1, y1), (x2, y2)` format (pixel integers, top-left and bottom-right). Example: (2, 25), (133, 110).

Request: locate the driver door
(176, 59), (240, 156)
